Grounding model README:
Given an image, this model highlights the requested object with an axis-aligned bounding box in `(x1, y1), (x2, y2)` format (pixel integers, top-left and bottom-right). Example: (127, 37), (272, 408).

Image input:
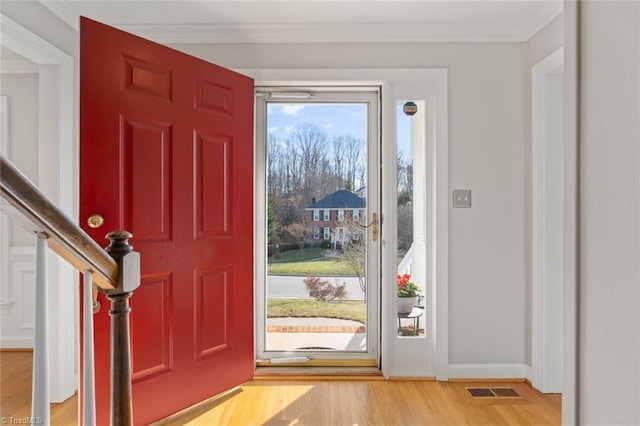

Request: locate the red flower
(397, 273), (411, 287)
(397, 273), (420, 297)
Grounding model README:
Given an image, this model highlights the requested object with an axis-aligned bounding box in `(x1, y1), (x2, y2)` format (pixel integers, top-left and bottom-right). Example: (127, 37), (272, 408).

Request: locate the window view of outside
(265, 102), (369, 352)
(396, 101), (423, 337)
(397, 104), (414, 261)
(263, 100), (422, 350)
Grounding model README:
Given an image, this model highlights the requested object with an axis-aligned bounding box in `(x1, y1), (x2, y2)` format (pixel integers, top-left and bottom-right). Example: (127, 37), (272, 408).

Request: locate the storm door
(255, 89), (380, 365)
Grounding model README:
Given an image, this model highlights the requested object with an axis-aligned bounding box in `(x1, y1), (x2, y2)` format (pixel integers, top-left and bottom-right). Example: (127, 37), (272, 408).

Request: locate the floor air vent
(467, 388), (495, 398)
(466, 387), (520, 398)
(492, 388), (519, 397)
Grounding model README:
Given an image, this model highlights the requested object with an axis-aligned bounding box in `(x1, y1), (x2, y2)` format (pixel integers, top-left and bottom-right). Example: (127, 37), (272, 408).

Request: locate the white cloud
(280, 104), (305, 116)
(323, 122), (335, 130)
(285, 125), (295, 134)
(268, 126), (279, 133)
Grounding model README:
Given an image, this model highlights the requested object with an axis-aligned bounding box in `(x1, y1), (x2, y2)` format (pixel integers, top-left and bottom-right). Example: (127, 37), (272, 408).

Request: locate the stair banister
(83, 270), (97, 425)
(32, 233), (50, 424)
(0, 155), (118, 289)
(1, 155), (140, 425)
(104, 231), (140, 426)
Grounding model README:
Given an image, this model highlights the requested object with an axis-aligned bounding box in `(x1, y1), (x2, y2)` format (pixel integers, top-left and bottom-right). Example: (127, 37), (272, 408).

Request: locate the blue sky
(267, 103), (367, 140)
(266, 102), (412, 158)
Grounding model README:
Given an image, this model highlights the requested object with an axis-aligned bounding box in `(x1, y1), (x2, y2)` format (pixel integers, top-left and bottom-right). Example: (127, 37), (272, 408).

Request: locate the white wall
(177, 41), (528, 370)
(580, 2), (640, 423)
(0, 72), (39, 347)
(1, 0), (80, 216)
(1, 73), (39, 246)
(1, 3), (80, 402)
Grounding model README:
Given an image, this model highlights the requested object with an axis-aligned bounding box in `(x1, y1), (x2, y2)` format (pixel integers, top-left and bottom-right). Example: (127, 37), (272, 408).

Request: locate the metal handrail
(0, 155), (117, 289)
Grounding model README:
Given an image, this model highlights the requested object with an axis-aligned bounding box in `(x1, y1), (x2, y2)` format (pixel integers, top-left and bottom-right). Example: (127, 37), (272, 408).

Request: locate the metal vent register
(466, 388), (520, 398)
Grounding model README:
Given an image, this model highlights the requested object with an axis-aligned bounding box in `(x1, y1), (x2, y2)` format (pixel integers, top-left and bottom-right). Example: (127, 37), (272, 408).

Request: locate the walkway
(266, 318), (366, 351)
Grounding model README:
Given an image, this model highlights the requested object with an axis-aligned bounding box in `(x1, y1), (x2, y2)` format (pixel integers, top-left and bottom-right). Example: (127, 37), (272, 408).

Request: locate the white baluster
(32, 232), (50, 424)
(83, 270), (97, 425)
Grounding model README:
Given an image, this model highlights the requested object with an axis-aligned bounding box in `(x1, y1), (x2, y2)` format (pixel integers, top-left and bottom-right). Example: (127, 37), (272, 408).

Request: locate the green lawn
(268, 248), (326, 263)
(267, 249), (356, 276)
(267, 298), (366, 324)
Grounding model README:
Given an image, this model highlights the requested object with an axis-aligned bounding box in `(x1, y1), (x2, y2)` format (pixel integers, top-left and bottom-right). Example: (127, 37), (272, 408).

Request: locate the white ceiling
(39, 0), (563, 43)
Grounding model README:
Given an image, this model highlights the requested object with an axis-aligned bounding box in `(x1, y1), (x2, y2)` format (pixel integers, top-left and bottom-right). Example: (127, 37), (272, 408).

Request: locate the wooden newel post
(104, 230), (140, 426)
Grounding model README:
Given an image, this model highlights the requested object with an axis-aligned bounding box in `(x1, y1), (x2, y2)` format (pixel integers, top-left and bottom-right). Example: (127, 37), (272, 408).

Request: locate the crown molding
(38, 0), (561, 44)
(39, 0), (80, 30)
(1, 14), (72, 64)
(119, 22), (533, 44)
(522, 2), (563, 40)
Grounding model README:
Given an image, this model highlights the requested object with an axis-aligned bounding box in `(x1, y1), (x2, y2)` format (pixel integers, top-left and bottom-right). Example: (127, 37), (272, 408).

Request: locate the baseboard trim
(1, 337), (34, 349)
(448, 363), (527, 380)
(388, 376), (436, 381)
(449, 378), (526, 383)
(525, 364), (532, 384)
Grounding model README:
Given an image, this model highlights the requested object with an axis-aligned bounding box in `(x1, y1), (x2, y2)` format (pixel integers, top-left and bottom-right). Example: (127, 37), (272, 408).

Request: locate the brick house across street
(305, 189), (366, 248)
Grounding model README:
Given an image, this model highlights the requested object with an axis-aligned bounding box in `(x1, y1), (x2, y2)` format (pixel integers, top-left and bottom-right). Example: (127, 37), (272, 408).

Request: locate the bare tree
(396, 153), (413, 251)
(332, 137), (345, 189)
(343, 135), (364, 190)
(325, 219), (367, 294)
(291, 123), (328, 195)
(267, 124), (369, 247)
(397, 203), (413, 252)
(283, 222), (307, 251)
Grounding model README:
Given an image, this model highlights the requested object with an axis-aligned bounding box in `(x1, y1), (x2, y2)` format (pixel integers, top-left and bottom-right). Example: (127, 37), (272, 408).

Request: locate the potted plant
(397, 273), (421, 314)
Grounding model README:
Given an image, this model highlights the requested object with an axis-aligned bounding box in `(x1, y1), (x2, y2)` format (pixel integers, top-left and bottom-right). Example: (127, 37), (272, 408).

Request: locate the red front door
(80, 17), (254, 425)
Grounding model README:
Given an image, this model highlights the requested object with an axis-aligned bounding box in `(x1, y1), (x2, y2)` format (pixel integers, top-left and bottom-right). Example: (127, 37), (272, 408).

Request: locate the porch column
(411, 102), (427, 293)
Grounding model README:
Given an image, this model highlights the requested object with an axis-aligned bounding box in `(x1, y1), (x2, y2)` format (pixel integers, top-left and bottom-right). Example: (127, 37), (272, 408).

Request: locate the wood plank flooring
(1, 351), (561, 425)
(0, 351), (77, 425)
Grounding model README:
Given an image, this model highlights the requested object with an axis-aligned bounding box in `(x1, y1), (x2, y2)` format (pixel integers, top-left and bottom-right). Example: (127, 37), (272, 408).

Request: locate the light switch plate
(453, 189), (471, 208)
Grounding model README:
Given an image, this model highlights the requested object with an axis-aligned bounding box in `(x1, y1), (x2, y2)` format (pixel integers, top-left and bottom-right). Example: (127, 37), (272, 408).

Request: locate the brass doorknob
(87, 214), (105, 229)
(359, 212), (378, 242)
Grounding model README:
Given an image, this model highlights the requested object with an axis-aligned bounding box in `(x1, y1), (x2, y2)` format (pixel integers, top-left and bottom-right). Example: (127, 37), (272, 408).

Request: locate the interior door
(80, 17), (254, 425)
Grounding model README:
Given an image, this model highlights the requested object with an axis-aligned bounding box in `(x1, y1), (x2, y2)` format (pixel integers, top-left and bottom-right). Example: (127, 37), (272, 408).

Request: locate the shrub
(304, 276), (348, 301)
(279, 243), (300, 252)
(268, 242), (303, 257)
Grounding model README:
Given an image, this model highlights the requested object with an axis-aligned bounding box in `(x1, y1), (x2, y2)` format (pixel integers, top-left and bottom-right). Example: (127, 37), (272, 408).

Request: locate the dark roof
(307, 190), (365, 209)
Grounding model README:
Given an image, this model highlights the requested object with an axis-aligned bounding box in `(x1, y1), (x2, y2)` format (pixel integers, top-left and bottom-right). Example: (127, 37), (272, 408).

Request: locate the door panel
(122, 118), (172, 240)
(80, 17), (254, 425)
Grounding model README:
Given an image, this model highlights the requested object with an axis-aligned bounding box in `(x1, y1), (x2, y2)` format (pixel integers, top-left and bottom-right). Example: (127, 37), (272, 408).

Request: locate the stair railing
(1, 155), (139, 426)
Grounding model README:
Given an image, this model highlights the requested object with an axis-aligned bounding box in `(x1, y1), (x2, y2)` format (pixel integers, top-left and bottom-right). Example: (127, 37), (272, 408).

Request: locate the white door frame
(245, 68), (448, 379)
(0, 14), (77, 402)
(531, 46), (564, 393)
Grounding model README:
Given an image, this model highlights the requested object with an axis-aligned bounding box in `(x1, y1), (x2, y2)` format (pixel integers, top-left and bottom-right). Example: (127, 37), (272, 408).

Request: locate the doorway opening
(255, 88), (380, 365)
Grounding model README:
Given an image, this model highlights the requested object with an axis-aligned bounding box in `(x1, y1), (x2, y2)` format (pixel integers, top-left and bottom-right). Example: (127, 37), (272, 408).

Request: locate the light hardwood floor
(1, 351), (561, 425)
(0, 351), (77, 425)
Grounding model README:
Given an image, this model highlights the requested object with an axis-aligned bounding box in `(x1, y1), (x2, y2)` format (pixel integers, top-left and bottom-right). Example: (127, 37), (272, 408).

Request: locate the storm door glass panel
(257, 89), (380, 362)
(396, 100), (427, 338)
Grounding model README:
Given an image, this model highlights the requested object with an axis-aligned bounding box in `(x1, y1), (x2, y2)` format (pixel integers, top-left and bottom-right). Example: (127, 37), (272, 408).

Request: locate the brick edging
(267, 325), (366, 333)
